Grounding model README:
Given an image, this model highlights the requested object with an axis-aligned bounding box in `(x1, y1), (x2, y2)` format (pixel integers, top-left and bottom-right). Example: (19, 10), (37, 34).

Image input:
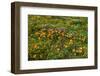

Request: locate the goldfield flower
(69, 39), (73, 44)
(79, 47), (83, 53)
(74, 53), (76, 56)
(64, 45), (68, 48)
(33, 54), (36, 58)
(35, 32), (40, 36)
(77, 50), (83, 53)
(80, 50), (83, 53)
(55, 45), (58, 48)
(79, 47), (83, 50)
(52, 29), (55, 33)
(70, 39), (73, 42)
(38, 37), (41, 40)
(47, 33), (52, 38)
(42, 32), (46, 35)
(33, 44), (38, 49)
(48, 30), (51, 34)
(72, 49), (75, 52)
(57, 48), (60, 51)
(61, 32), (65, 36)
(40, 32), (46, 37)
(76, 47), (83, 53)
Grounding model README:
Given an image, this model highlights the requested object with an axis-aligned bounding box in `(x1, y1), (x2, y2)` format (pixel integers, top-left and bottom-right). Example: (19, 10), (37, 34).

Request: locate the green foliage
(28, 15), (88, 60)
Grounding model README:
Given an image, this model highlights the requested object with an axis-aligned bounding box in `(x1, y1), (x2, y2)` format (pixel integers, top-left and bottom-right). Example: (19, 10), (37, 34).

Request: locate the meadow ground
(28, 15), (88, 60)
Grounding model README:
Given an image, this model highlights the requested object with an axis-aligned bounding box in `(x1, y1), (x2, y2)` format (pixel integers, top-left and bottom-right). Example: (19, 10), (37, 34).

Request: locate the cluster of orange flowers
(32, 28), (66, 49)
(34, 28), (65, 40)
(32, 28), (85, 56)
(72, 47), (84, 54)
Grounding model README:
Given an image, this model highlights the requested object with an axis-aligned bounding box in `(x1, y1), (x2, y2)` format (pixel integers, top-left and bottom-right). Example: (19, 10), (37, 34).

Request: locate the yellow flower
(74, 53), (76, 56)
(57, 48), (60, 51)
(38, 37), (41, 40)
(33, 44), (38, 49)
(42, 32), (46, 35)
(76, 47), (83, 53)
(35, 32), (40, 36)
(48, 29), (54, 34)
(70, 39), (73, 42)
(47, 33), (51, 38)
(33, 54), (36, 58)
(40, 32), (46, 37)
(79, 47), (83, 50)
(64, 45), (68, 48)
(61, 32), (64, 36)
(78, 50), (82, 53)
(79, 47), (83, 53)
(72, 49), (75, 52)
(69, 39), (73, 44)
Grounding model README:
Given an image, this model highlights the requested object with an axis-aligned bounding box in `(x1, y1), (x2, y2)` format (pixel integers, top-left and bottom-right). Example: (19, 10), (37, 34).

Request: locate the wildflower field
(28, 15), (88, 60)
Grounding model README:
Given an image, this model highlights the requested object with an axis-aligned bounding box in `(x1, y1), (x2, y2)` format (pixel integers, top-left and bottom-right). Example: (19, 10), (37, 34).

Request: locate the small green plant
(28, 15), (88, 60)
